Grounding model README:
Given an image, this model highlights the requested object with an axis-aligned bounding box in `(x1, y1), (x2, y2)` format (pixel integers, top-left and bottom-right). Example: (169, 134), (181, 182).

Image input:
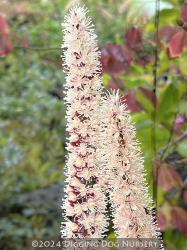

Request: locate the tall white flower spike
(61, 5), (108, 238)
(100, 90), (163, 249)
(61, 4), (164, 248)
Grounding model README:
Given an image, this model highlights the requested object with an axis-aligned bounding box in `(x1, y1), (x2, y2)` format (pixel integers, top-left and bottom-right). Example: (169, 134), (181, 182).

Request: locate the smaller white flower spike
(61, 5), (108, 238)
(99, 90), (164, 249)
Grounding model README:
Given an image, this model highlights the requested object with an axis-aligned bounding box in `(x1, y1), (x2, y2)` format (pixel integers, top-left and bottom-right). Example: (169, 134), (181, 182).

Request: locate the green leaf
(159, 8), (178, 26)
(177, 139), (187, 158)
(136, 89), (154, 113)
(102, 74), (110, 87)
(125, 79), (144, 89)
(179, 100), (187, 114)
(157, 84), (179, 125)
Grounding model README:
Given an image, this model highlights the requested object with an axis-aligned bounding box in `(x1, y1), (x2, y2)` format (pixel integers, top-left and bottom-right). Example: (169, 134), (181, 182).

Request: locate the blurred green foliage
(0, 0), (187, 249)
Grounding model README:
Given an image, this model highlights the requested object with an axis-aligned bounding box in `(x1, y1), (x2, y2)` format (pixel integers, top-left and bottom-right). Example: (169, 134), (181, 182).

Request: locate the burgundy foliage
(125, 26), (142, 51)
(100, 27), (150, 74)
(0, 15), (12, 56)
(183, 190), (187, 204)
(159, 26), (181, 42)
(171, 207), (187, 235)
(108, 78), (124, 90)
(168, 30), (186, 58)
(173, 114), (187, 132)
(100, 44), (132, 74)
(120, 91), (142, 113)
(157, 163), (183, 192)
(167, 1), (187, 58)
(140, 87), (156, 106)
(181, 0), (187, 23)
(100, 27), (154, 113)
(157, 211), (168, 232)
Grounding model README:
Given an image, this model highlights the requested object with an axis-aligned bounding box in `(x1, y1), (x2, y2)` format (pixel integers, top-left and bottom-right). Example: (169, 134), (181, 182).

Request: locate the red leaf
(171, 207), (187, 235)
(139, 87), (156, 107)
(183, 190), (187, 204)
(157, 211), (168, 232)
(0, 15), (9, 34)
(181, 0), (187, 23)
(135, 54), (153, 67)
(125, 27), (142, 51)
(108, 80), (118, 90)
(173, 114), (186, 132)
(159, 26), (180, 42)
(157, 163), (183, 191)
(122, 45), (132, 64)
(108, 78), (124, 90)
(168, 30), (186, 58)
(120, 91), (142, 113)
(100, 44), (132, 74)
(0, 15), (12, 56)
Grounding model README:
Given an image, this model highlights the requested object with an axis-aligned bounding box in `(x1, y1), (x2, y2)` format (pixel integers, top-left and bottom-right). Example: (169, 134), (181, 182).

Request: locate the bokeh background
(0, 0), (187, 249)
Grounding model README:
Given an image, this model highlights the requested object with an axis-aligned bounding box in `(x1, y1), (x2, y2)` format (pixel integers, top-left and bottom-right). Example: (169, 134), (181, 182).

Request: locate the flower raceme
(62, 4), (163, 248)
(99, 91), (163, 248)
(61, 5), (108, 238)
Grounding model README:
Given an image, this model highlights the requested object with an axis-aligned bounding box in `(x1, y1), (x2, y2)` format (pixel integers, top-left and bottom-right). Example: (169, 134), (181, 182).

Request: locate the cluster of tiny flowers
(62, 5), (163, 248)
(61, 5), (108, 238)
(99, 91), (163, 249)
